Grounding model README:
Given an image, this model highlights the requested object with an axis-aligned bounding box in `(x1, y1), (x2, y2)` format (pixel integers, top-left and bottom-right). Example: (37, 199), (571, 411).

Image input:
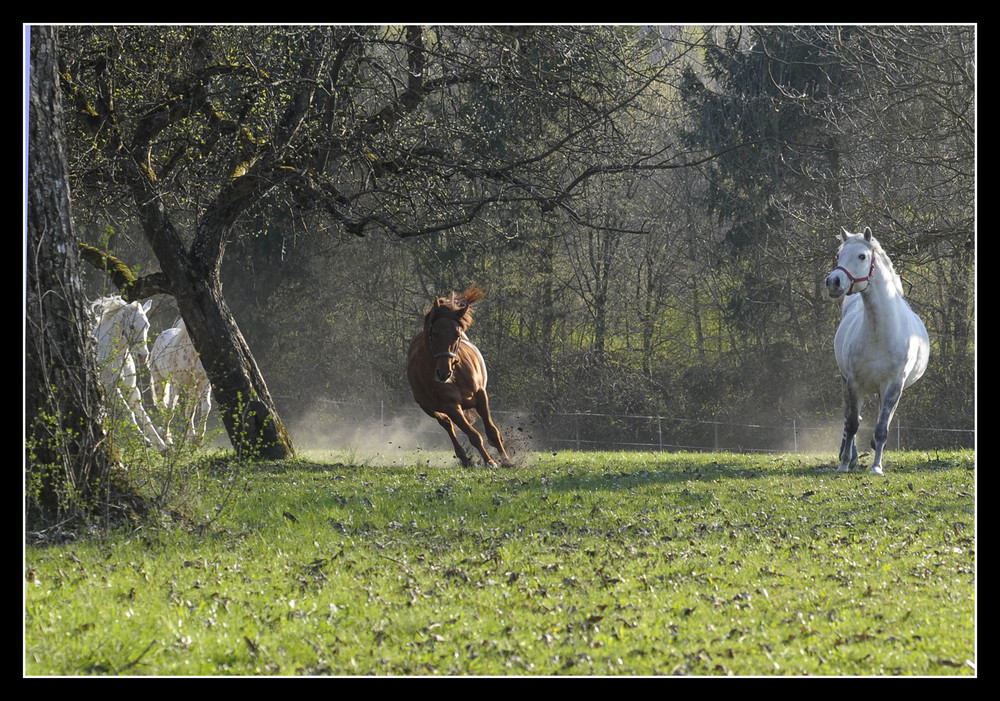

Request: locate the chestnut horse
(407, 286), (511, 467)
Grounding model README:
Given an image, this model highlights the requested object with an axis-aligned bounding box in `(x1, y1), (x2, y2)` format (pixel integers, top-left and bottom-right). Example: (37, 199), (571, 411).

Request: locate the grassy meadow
(24, 449), (975, 676)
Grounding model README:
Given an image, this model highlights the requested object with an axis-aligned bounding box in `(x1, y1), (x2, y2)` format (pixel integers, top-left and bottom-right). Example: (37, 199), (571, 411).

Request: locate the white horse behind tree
(825, 227), (930, 475)
(150, 317), (212, 445)
(91, 296), (167, 451)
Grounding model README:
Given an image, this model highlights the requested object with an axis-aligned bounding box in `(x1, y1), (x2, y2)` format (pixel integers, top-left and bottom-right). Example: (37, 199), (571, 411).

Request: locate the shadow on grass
(224, 449), (971, 535)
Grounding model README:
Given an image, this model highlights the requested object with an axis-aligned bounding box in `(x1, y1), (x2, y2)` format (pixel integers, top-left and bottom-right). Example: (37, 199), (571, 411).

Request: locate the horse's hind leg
(185, 402), (199, 443)
(870, 383), (902, 476)
(160, 380), (175, 444)
(838, 379), (860, 473)
(195, 389), (211, 443)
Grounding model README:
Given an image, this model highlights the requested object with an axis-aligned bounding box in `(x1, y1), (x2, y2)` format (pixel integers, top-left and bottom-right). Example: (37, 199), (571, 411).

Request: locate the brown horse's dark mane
(425, 286), (486, 332)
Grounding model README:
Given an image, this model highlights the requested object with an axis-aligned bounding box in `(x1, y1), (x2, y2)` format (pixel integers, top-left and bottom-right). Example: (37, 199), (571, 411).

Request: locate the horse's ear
(863, 227), (873, 242)
(141, 300), (152, 313)
(426, 299), (441, 323)
(840, 227), (851, 242)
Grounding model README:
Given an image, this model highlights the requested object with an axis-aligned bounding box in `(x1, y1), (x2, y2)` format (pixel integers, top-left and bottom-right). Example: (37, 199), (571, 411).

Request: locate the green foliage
(60, 24), (974, 461)
(25, 449), (975, 676)
(25, 403), (97, 521)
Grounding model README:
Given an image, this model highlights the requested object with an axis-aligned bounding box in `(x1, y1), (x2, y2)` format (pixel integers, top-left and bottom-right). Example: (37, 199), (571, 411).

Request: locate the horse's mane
(91, 295), (128, 322)
(425, 286), (486, 331)
(841, 231), (906, 298)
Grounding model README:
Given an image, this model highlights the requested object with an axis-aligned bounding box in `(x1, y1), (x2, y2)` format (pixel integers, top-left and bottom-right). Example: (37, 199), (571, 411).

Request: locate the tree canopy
(36, 25), (974, 472)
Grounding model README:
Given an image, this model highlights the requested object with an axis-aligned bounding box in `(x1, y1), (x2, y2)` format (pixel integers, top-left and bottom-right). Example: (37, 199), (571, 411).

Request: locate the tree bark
(26, 25), (119, 525)
(121, 172), (296, 460)
(79, 232), (296, 460)
(74, 28), (311, 460)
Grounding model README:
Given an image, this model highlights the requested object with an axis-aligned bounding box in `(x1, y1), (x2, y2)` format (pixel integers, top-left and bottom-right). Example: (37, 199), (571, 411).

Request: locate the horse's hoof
(869, 466), (884, 476)
(836, 465), (850, 473)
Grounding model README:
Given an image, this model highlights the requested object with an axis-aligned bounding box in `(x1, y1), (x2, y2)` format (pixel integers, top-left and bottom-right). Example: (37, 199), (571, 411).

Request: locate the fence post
(714, 421), (719, 452)
(658, 416), (663, 452)
(793, 420), (798, 453)
(380, 400), (385, 445)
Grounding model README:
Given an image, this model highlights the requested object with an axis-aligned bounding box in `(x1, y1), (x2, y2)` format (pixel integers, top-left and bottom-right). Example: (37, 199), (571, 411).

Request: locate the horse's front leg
(122, 383), (167, 452)
(447, 407), (496, 468)
(838, 378), (860, 473)
(429, 411), (472, 467)
(474, 390), (511, 466)
(870, 382), (903, 476)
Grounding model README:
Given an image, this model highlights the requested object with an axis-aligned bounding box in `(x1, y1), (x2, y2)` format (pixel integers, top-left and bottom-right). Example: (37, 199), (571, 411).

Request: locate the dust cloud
(283, 401), (539, 468)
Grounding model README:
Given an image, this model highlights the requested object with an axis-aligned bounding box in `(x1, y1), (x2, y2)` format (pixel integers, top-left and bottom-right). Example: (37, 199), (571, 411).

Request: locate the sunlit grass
(25, 450), (975, 676)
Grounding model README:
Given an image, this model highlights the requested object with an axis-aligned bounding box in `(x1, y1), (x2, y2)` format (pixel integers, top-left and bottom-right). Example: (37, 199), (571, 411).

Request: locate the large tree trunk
(163, 269), (294, 461)
(121, 171), (295, 459)
(120, 190), (295, 459)
(81, 29), (316, 461)
(77, 233), (294, 459)
(26, 25), (119, 524)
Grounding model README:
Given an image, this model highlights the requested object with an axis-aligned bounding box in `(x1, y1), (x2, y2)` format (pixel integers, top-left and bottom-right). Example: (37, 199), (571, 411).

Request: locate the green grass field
(24, 449), (975, 676)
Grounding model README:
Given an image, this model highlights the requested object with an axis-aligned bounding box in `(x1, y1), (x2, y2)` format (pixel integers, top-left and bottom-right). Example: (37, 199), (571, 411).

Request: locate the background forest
(58, 25), (975, 457)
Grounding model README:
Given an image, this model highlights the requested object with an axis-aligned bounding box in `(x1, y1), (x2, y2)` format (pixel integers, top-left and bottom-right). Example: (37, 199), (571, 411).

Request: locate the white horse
(825, 227), (930, 475)
(149, 317), (212, 445)
(91, 296), (167, 451)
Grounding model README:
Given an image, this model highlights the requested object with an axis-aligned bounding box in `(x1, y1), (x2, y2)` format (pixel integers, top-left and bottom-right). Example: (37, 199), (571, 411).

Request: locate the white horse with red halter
(825, 227), (929, 475)
(91, 296), (167, 451)
(150, 317), (212, 445)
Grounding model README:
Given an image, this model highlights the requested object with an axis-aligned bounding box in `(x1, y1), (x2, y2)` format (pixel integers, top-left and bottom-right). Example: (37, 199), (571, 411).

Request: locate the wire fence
(278, 396), (975, 456)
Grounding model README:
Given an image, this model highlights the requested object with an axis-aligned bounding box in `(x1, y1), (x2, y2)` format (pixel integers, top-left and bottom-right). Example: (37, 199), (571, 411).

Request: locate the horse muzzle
(433, 350), (457, 382)
(826, 272), (847, 299)
(828, 255), (875, 298)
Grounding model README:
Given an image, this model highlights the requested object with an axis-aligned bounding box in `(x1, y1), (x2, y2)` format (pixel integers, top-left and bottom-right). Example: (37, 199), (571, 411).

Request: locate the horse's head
(119, 299), (154, 365)
(422, 287), (485, 382)
(827, 227), (876, 299)
(426, 302), (469, 383)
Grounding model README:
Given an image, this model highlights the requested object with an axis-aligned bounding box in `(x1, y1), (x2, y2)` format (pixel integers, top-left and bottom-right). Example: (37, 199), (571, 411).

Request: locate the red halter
(834, 251), (876, 295)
